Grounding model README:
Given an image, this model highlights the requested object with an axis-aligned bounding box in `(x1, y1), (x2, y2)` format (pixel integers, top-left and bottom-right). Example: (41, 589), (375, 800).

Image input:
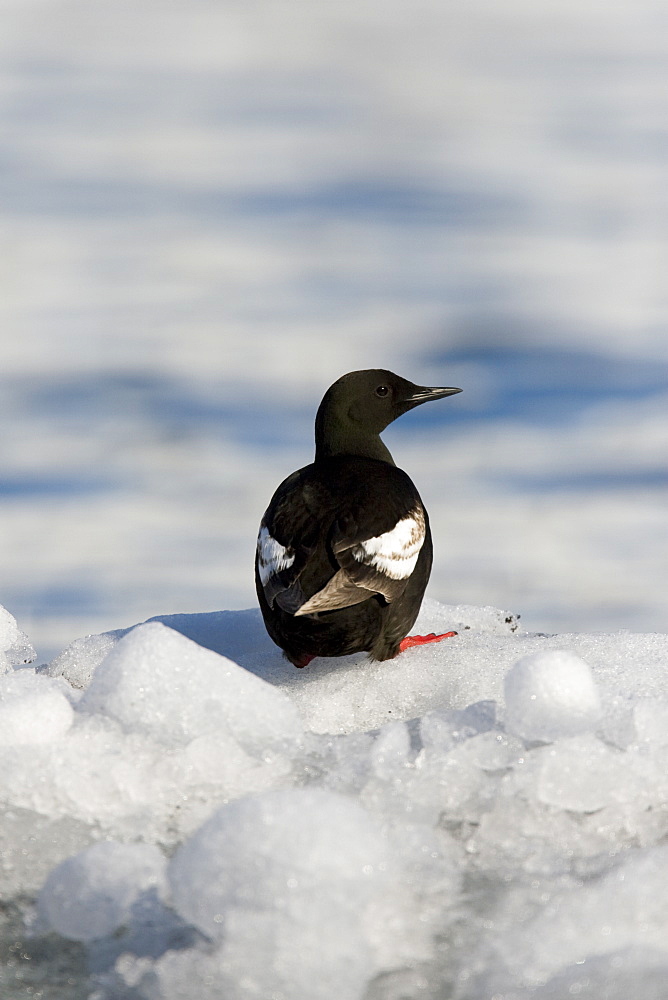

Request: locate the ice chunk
(0, 670), (74, 744)
(406, 734), (510, 825)
(124, 816), (462, 1000)
(370, 720), (412, 781)
(469, 794), (613, 876)
(44, 607), (276, 691)
(38, 841), (166, 942)
(504, 649), (602, 743)
(123, 949), (222, 1000)
(219, 903), (376, 1000)
(0, 808), (95, 898)
(0, 711), (180, 844)
(632, 698), (668, 747)
(167, 788), (393, 999)
(295, 730), (376, 797)
(497, 845), (668, 986)
(529, 947), (668, 1000)
(419, 700), (497, 753)
(0, 606), (20, 655)
(386, 820), (462, 902)
(167, 732), (294, 838)
(0, 605), (36, 672)
(0, 707), (294, 849)
(534, 735), (630, 812)
(79, 622), (303, 754)
(45, 630), (125, 689)
(169, 787), (390, 940)
(363, 728), (513, 827)
(133, 914), (373, 1000)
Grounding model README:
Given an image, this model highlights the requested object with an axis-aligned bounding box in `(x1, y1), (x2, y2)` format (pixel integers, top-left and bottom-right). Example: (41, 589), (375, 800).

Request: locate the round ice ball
(169, 787), (390, 941)
(38, 841), (166, 942)
(504, 649), (602, 743)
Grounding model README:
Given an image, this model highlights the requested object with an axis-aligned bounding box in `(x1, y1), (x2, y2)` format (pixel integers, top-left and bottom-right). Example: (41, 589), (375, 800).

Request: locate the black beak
(408, 385), (462, 402)
(401, 385), (462, 411)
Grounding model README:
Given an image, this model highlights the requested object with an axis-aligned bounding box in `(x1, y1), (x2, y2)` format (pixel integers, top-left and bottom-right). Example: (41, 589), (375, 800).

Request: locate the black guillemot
(255, 369), (462, 667)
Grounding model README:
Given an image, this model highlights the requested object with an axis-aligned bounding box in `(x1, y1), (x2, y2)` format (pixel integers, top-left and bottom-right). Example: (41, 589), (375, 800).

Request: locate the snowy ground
(1, 0), (667, 660)
(2, 600), (668, 998)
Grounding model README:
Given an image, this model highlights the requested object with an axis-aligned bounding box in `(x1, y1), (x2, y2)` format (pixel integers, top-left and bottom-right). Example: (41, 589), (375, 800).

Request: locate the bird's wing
(293, 505), (427, 616)
(256, 520), (310, 614)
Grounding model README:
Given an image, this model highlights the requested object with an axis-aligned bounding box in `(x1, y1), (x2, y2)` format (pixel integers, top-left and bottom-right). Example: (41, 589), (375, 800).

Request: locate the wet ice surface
(2, 600), (668, 998)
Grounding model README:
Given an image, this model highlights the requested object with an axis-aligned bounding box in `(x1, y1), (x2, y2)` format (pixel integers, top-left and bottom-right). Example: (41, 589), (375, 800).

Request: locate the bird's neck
(314, 411), (395, 465)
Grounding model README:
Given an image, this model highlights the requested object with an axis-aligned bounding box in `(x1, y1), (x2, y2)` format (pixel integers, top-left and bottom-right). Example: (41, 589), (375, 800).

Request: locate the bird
(255, 369), (462, 667)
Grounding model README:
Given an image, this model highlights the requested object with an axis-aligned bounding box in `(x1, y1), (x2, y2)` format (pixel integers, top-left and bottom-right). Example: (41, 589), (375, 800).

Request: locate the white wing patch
(352, 508), (425, 580)
(256, 524), (295, 586)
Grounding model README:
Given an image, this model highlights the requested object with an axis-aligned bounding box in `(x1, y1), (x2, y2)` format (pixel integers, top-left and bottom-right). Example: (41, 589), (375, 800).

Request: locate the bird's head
(315, 369), (462, 462)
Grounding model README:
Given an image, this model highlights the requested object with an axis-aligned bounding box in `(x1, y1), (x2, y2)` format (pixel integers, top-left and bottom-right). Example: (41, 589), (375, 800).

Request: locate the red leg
(292, 652), (315, 668)
(399, 631), (458, 652)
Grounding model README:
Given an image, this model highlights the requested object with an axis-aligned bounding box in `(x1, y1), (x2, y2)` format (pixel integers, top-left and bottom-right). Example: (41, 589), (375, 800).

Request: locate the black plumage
(255, 369), (461, 666)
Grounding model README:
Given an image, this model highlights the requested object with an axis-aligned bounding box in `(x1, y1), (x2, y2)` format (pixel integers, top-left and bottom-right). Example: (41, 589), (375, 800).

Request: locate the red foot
(399, 631), (458, 652)
(293, 653), (315, 668)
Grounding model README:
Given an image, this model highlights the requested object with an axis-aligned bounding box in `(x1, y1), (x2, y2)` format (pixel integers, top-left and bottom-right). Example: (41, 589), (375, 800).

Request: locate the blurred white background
(1, 0), (666, 659)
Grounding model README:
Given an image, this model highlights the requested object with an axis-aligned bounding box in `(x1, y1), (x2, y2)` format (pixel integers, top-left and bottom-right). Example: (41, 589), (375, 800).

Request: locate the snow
(2, 599), (668, 998)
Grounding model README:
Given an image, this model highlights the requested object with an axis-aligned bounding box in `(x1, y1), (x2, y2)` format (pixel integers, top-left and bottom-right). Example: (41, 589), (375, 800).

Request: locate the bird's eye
(375, 385), (389, 397)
